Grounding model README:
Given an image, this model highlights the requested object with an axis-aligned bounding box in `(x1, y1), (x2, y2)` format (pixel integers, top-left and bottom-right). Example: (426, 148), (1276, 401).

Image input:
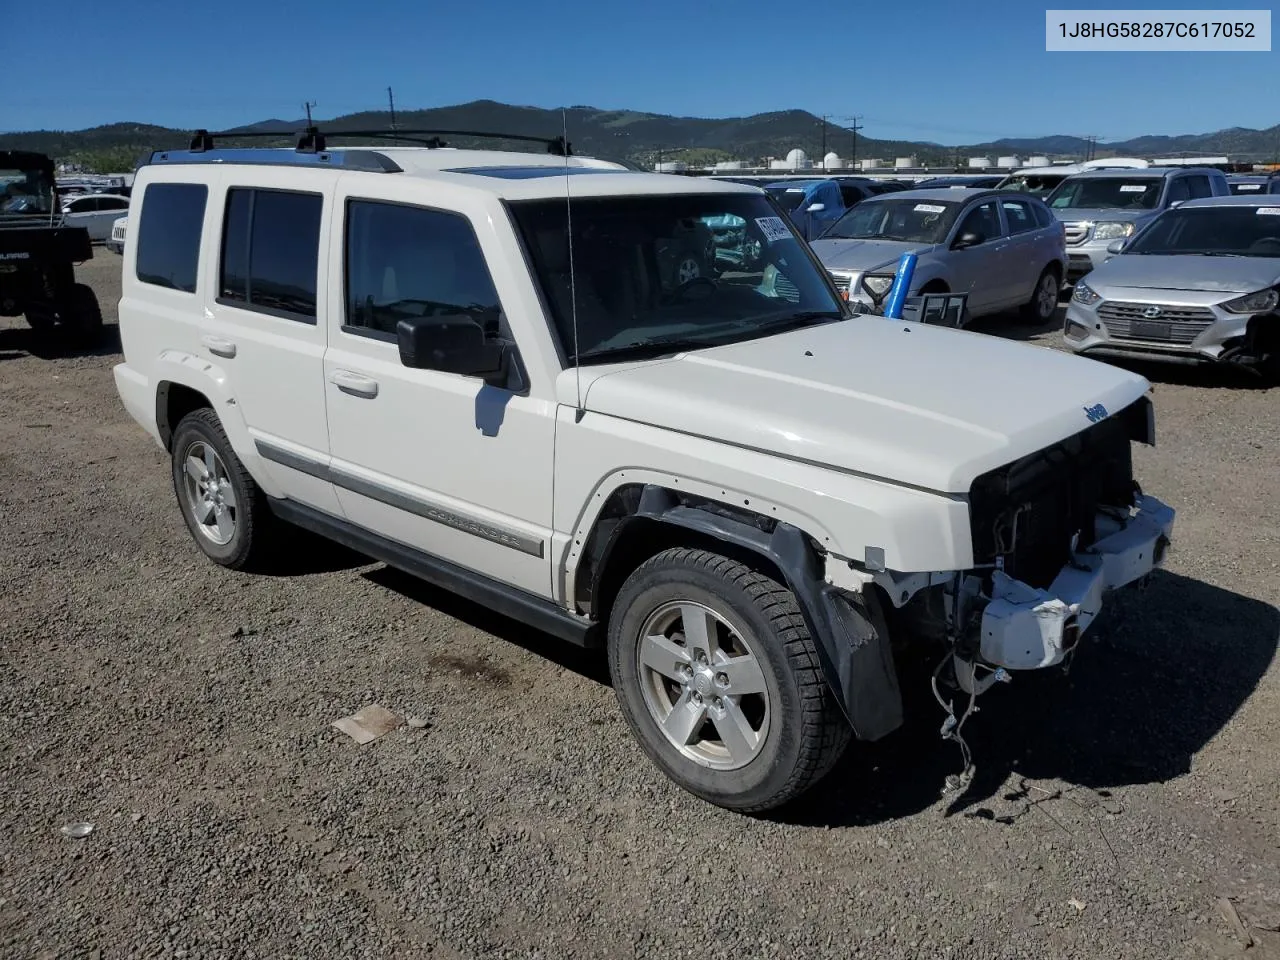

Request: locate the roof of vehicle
(1228, 173), (1279, 182)
(141, 146), (762, 201)
(63, 192), (131, 201)
(1065, 166), (1221, 180)
(1176, 194), (1280, 209)
(763, 178), (830, 190)
(863, 187), (1001, 204)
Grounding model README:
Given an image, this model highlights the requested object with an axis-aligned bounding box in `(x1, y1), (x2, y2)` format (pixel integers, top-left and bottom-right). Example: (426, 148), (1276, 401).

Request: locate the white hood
(561, 319), (1150, 494)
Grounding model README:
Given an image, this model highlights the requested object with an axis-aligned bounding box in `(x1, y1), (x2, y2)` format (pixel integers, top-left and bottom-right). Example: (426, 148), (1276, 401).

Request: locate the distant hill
(2, 99), (1278, 172)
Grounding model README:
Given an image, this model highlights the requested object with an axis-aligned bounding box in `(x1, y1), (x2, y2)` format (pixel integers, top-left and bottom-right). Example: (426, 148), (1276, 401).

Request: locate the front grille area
(1063, 221), (1090, 245)
(829, 272), (852, 296)
(969, 402), (1146, 588)
(1097, 301), (1216, 344)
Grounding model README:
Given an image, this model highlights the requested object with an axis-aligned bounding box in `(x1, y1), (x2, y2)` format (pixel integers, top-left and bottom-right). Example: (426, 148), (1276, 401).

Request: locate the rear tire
(1023, 266), (1061, 323)
(607, 547), (851, 813)
(60, 283), (104, 346)
(170, 408), (275, 571)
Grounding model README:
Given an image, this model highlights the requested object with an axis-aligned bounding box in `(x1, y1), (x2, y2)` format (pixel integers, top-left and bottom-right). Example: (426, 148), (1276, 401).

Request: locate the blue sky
(4, 0), (1276, 143)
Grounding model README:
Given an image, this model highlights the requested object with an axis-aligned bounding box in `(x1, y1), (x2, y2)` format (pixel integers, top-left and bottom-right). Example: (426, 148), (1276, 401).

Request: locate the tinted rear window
(135, 182), (208, 293)
(219, 187), (322, 321)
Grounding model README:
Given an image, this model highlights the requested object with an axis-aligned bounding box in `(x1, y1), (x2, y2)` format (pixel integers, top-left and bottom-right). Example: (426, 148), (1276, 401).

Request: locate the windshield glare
(1047, 177), (1161, 210)
(509, 193), (844, 363)
(0, 168), (55, 215)
(999, 175), (1064, 197)
(821, 197), (960, 243)
(1125, 206), (1280, 258)
(765, 186), (811, 212)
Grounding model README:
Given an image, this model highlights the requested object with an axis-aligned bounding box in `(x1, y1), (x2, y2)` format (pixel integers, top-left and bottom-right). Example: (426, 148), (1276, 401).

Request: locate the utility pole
(820, 114), (828, 161)
(303, 100), (317, 126)
(849, 115), (863, 169)
(387, 87), (397, 138)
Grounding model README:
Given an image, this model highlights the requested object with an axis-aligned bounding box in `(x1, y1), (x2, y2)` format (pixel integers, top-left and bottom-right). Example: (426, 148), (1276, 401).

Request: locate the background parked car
(106, 215), (128, 254)
(1227, 173), (1280, 196)
(61, 193), (131, 241)
(763, 178), (846, 240)
(1064, 194), (1280, 377)
(916, 175), (1005, 189)
(1045, 166), (1231, 284)
(810, 188), (1066, 323)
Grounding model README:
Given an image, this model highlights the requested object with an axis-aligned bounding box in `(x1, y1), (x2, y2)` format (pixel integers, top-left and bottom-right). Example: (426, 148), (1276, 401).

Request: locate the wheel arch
(579, 482), (903, 741)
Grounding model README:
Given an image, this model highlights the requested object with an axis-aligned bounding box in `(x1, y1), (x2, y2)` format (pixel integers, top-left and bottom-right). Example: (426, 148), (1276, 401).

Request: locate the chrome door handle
(328, 370), (379, 399)
(201, 335), (236, 359)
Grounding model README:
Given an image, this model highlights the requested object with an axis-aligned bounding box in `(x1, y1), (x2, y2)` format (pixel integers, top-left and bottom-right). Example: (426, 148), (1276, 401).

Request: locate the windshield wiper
(1200, 252), (1247, 258)
(574, 336), (724, 364)
(746, 311), (842, 337)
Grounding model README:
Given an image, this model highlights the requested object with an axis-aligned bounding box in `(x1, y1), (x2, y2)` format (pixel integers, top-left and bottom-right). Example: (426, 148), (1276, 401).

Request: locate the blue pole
(882, 252), (917, 320)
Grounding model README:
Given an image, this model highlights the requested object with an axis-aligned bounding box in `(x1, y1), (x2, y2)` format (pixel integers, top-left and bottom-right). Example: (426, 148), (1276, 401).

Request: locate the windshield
(0, 167), (55, 216)
(1125, 205), (1280, 258)
(820, 197), (960, 243)
(508, 193), (845, 364)
(1047, 177), (1162, 210)
(999, 174), (1065, 197)
(765, 185), (812, 212)
(1229, 181), (1266, 194)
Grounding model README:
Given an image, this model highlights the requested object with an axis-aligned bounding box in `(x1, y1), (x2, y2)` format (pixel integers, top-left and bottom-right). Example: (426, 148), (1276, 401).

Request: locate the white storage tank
(823, 152), (843, 170)
(859, 158), (881, 170)
(996, 156), (1021, 168)
(784, 148), (811, 169)
(1026, 156), (1049, 167)
(714, 160), (746, 171)
(654, 161), (687, 173)
(967, 156), (991, 168)
(894, 156), (917, 169)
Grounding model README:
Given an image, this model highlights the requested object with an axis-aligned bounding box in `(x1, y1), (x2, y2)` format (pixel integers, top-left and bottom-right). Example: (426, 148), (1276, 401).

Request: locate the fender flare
(592, 484), (903, 741)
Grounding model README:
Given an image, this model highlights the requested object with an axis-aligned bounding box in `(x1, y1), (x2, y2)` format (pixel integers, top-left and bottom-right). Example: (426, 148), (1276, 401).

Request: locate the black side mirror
(952, 231), (984, 250)
(397, 315), (506, 382)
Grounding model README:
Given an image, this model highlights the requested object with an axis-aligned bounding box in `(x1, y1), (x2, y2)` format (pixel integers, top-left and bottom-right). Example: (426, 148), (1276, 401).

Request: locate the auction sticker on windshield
(1257, 207), (1280, 216)
(914, 204), (947, 214)
(755, 217), (793, 242)
(1119, 185), (1148, 192)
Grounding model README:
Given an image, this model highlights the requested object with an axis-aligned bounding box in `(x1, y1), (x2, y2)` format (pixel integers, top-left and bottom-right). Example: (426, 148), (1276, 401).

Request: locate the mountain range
(3, 99), (1278, 171)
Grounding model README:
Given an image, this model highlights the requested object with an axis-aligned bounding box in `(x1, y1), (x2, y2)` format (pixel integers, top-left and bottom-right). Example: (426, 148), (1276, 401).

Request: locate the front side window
(508, 192), (844, 365)
(1124, 206), (1280, 258)
(344, 200), (503, 339)
(1184, 176), (1213, 200)
(822, 197), (962, 244)
(0, 164), (54, 215)
(1047, 177), (1162, 210)
(219, 187), (322, 320)
(956, 200), (1002, 242)
(765, 185), (813, 212)
(1001, 198), (1037, 235)
(135, 182), (208, 293)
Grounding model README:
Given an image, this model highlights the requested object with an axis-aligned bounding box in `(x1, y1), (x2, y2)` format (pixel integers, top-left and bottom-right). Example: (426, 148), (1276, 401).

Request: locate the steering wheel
(1248, 237), (1280, 254)
(663, 275), (718, 303)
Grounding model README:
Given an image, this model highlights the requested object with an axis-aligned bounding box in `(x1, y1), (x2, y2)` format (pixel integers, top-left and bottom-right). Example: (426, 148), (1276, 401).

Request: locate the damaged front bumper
(978, 495), (1175, 670)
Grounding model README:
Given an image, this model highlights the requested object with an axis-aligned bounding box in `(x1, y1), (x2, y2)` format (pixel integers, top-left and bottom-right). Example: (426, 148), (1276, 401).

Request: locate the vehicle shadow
(776, 569), (1279, 827)
(361, 565), (611, 685)
(254, 527), (373, 578)
(1099, 356), (1274, 391)
(964, 304), (1065, 343)
(0, 323), (122, 361)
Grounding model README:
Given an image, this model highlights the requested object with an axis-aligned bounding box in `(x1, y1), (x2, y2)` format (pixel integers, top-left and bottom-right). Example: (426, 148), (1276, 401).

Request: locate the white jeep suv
(112, 131), (1175, 813)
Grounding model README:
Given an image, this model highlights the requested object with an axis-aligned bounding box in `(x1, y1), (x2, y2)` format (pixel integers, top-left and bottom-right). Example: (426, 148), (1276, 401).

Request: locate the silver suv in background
(1046, 167), (1231, 284)
(1065, 194), (1280, 377)
(811, 188), (1066, 324)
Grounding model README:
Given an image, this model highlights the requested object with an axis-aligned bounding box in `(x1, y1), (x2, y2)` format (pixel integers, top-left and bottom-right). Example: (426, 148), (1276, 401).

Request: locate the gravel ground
(2, 255), (1278, 960)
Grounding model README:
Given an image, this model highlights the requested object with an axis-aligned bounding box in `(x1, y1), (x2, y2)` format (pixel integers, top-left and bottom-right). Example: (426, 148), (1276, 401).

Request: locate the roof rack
(185, 125), (572, 157)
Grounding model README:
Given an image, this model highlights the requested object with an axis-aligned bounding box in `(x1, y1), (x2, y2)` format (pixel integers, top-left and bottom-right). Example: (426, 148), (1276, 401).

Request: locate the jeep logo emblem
(1083, 403), (1109, 423)
(1142, 306), (1163, 319)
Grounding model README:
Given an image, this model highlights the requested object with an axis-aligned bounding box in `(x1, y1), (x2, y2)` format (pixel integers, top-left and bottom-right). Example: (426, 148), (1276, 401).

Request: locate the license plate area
(1130, 319), (1171, 340)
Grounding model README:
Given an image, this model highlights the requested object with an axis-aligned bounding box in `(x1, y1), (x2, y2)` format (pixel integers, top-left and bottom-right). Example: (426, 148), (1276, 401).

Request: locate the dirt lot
(2, 255), (1278, 960)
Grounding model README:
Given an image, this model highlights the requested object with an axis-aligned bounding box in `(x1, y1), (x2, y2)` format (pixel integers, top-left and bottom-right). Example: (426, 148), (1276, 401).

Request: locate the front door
(322, 192), (555, 598)
(946, 198), (1009, 314)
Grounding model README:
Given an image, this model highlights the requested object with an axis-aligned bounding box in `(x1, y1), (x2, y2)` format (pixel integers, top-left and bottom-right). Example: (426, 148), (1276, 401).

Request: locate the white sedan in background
(62, 193), (131, 241)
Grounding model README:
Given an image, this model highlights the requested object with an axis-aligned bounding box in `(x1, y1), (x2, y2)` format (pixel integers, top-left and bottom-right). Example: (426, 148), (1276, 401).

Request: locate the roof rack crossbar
(187, 126), (571, 157)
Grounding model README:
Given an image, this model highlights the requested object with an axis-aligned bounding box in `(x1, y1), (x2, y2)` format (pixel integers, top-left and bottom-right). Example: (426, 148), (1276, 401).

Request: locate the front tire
(170, 408), (274, 571)
(607, 547), (851, 812)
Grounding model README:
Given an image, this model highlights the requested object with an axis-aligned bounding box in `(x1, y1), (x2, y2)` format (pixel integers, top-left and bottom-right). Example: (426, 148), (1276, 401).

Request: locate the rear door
(998, 196), (1048, 301)
(197, 169), (340, 514)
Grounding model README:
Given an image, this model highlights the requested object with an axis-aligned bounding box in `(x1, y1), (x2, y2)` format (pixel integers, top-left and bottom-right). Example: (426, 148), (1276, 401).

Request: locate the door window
(1000, 198), (1037, 235)
(955, 200), (1002, 243)
(218, 187), (323, 322)
(343, 200), (504, 343)
(1166, 178), (1191, 204)
(1183, 175), (1213, 199)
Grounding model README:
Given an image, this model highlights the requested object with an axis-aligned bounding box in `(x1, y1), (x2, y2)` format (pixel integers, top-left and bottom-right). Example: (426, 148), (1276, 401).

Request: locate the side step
(269, 498), (598, 648)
